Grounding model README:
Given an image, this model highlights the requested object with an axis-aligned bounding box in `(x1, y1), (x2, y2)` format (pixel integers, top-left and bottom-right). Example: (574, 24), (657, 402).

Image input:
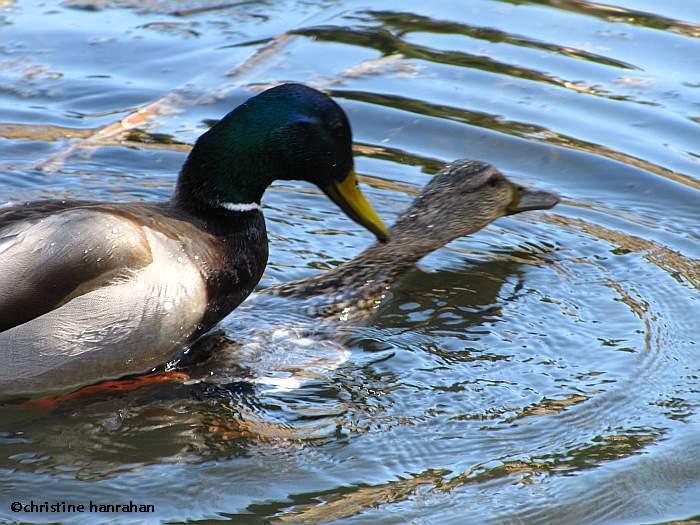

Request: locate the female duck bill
(507, 183), (560, 214)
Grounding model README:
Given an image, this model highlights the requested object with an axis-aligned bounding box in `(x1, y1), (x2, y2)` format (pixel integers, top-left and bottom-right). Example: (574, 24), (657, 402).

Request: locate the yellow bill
(323, 170), (390, 242)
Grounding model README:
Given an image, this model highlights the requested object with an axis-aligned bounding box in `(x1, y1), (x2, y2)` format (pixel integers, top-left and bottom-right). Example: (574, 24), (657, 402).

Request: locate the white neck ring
(220, 202), (262, 212)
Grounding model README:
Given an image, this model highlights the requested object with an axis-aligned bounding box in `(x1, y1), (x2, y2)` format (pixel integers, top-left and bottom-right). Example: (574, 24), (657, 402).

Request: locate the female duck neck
(266, 235), (440, 302)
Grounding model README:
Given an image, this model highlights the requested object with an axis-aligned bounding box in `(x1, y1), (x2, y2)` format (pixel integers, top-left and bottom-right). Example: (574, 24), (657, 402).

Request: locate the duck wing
(0, 199), (85, 226)
(0, 202), (215, 396)
(0, 201), (153, 332)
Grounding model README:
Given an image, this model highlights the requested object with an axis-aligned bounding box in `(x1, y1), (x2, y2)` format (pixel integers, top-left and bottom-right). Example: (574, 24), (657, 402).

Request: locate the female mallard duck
(0, 83), (389, 397)
(263, 159), (559, 318)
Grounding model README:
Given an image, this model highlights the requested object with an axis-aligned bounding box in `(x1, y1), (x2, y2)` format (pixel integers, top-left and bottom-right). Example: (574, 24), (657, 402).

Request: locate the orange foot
(23, 371), (191, 409)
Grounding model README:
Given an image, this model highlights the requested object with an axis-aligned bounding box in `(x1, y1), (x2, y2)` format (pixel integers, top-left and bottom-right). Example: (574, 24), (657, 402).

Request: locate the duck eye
(487, 176), (500, 187)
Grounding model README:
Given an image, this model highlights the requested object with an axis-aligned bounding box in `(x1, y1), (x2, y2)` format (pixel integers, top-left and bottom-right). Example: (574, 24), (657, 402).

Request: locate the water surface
(0, 0), (699, 523)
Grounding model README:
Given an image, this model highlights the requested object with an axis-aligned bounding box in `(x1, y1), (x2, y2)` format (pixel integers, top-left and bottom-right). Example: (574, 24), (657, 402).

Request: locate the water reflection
(364, 10), (639, 69)
(498, 0), (700, 39)
(294, 24), (626, 98)
(1, 0), (700, 523)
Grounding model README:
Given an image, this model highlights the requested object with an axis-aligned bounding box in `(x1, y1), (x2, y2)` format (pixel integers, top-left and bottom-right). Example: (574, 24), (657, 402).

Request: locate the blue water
(1, 0), (699, 523)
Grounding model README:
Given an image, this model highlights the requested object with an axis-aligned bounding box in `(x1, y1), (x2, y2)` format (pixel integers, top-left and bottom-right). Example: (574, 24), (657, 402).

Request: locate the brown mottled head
(390, 160), (559, 251)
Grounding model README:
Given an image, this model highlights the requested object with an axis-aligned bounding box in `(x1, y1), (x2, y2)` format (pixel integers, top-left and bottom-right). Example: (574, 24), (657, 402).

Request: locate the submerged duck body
(0, 84), (388, 397)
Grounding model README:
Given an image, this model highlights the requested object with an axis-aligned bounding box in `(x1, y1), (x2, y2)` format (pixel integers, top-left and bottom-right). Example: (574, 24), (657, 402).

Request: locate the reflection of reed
(497, 0), (700, 39)
(272, 428), (658, 523)
(441, 428), (658, 485)
(34, 92), (186, 172)
(353, 142), (445, 173)
(0, 123), (93, 141)
(293, 25), (619, 99)
(272, 470), (443, 524)
(505, 392), (595, 422)
(544, 213), (700, 289)
(363, 10), (638, 70)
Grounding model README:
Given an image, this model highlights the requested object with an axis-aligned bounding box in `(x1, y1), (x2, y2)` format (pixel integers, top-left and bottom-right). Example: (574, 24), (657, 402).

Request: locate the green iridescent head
(175, 83), (389, 241)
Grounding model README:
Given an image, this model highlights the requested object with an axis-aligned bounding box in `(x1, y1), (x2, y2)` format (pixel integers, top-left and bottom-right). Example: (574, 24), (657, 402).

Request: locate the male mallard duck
(0, 83), (389, 397)
(265, 159), (559, 318)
